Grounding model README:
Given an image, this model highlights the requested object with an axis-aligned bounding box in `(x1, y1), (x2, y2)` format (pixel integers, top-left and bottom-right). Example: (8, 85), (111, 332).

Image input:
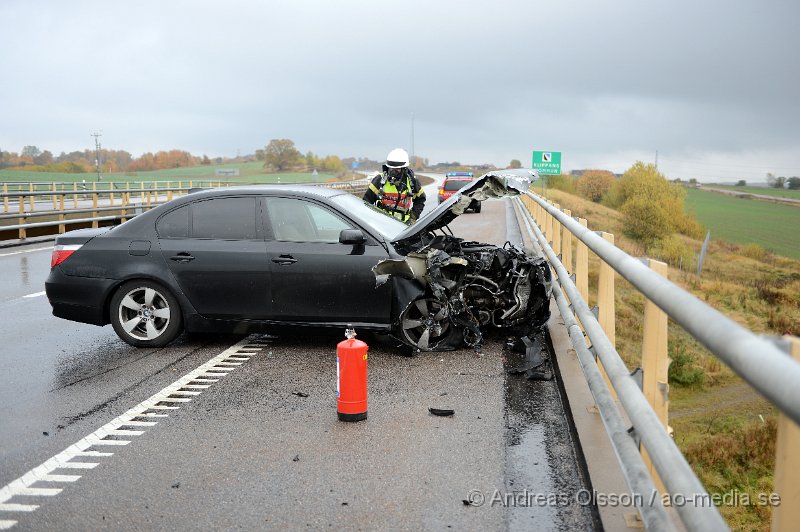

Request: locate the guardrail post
(562, 209), (573, 273)
(552, 203), (562, 257)
(29, 183), (35, 212)
(3, 183), (8, 213)
(598, 232), (616, 347)
(109, 186), (114, 207)
(73, 182), (78, 208)
(51, 182), (58, 210)
(92, 182), (99, 229)
(120, 184), (129, 223)
(576, 218), (589, 302)
(140, 181), (145, 203)
(146, 184), (152, 208)
(18, 194), (26, 240)
(773, 337), (800, 532)
(641, 258), (670, 494)
(167, 181), (173, 201)
(58, 193), (66, 233)
(544, 202), (553, 243)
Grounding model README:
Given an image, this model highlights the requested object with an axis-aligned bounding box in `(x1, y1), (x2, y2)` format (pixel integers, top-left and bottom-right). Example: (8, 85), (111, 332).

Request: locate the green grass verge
(685, 188), (800, 259)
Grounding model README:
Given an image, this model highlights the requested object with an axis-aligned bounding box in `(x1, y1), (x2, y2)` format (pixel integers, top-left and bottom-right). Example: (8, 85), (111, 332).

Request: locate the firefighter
(363, 148), (426, 224)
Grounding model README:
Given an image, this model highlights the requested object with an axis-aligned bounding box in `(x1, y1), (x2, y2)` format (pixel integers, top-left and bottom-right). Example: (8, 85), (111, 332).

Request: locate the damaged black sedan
(46, 170), (552, 351)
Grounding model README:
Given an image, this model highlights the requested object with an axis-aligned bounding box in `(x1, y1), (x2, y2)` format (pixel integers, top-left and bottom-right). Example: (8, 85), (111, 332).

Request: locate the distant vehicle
(45, 172), (550, 352)
(438, 172), (480, 212)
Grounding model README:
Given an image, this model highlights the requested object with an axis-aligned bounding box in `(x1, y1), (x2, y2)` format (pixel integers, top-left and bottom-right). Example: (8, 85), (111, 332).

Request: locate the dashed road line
(0, 247), (53, 258)
(0, 335), (270, 529)
(22, 291), (46, 299)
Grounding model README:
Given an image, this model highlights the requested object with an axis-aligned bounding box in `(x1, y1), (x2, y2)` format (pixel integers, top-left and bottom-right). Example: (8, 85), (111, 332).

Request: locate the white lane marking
(0, 505), (37, 513)
(23, 291), (46, 299)
(0, 336), (262, 528)
(0, 247), (53, 258)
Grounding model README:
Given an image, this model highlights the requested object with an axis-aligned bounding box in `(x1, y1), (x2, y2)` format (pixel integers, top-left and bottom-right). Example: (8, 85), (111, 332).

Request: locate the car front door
(157, 196), (270, 319)
(264, 196), (391, 324)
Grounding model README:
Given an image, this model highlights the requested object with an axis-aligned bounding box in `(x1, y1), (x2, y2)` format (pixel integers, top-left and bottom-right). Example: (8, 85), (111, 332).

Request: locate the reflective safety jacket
(363, 170), (426, 223)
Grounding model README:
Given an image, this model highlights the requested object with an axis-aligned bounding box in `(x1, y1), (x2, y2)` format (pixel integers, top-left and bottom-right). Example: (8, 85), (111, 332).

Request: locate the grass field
(0, 160), (344, 186)
(685, 188), (800, 259)
(707, 184), (800, 200)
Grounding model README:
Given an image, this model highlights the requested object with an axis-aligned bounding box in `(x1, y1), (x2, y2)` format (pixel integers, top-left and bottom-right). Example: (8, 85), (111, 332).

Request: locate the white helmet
(386, 148), (410, 169)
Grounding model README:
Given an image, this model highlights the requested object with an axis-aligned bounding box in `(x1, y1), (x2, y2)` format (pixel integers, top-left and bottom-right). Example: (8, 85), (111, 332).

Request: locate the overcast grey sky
(2, 0), (798, 181)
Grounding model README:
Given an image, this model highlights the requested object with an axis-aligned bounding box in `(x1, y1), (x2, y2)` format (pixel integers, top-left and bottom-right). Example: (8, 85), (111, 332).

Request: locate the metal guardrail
(515, 191), (800, 531)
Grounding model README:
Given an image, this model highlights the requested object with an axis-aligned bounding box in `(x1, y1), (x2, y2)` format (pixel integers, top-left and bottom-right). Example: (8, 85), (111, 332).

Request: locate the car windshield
(444, 179), (471, 191)
(330, 193), (409, 240)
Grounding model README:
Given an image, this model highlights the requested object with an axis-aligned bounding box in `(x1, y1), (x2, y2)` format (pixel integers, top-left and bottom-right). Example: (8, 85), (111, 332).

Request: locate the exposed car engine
(378, 234), (552, 351)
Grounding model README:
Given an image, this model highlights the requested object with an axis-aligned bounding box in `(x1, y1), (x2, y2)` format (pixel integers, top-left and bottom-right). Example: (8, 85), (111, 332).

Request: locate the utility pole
(410, 112), (415, 169)
(655, 150), (659, 170)
(91, 131), (102, 181)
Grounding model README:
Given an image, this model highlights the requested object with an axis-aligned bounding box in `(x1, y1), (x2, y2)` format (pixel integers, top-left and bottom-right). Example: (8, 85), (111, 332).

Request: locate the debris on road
(291, 391), (309, 398)
(429, 408), (455, 417)
(506, 333), (553, 381)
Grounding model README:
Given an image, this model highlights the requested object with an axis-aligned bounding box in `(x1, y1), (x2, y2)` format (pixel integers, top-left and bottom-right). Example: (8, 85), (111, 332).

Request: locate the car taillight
(51, 245), (82, 268)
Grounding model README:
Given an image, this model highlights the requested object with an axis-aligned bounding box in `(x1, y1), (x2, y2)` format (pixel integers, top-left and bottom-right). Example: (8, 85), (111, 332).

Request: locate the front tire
(398, 297), (463, 351)
(110, 280), (183, 347)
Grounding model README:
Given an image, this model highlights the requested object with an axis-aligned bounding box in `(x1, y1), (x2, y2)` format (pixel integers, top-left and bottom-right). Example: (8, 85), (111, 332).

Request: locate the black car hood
(391, 169), (537, 247)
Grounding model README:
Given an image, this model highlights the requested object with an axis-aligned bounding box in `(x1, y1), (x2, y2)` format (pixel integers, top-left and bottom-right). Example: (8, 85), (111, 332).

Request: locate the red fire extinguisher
(337, 328), (368, 422)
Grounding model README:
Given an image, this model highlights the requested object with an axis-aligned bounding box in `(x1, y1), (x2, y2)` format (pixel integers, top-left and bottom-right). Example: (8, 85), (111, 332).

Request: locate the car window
(266, 197), (353, 242)
(444, 179), (470, 191)
(329, 193), (407, 240)
(157, 205), (189, 238)
(191, 197), (257, 240)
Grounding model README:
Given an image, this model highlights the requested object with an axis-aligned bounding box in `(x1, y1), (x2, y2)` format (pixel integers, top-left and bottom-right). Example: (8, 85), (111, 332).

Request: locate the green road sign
(532, 151), (562, 175)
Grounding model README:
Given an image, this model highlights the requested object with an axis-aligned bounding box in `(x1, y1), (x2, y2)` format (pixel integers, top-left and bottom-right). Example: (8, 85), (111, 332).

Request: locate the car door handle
(271, 254), (297, 265)
(170, 252), (195, 263)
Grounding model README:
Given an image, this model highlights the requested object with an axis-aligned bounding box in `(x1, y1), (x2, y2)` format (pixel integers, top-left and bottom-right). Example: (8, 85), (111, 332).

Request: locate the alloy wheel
(117, 286), (172, 341)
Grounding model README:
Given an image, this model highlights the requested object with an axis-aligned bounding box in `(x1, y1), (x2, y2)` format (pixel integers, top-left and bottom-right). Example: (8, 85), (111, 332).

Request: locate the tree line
(0, 145), (231, 174)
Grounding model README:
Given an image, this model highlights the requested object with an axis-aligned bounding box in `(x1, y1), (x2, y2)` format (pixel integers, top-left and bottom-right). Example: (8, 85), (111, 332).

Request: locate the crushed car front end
(375, 169), (553, 351)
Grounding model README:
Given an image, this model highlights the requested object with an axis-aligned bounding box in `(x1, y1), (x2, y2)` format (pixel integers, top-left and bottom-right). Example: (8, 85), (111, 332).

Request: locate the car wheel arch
(103, 275), (194, 327)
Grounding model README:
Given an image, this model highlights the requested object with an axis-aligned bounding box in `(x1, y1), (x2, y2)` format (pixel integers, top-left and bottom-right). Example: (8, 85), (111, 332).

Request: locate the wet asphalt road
(0, 193), (596, 530)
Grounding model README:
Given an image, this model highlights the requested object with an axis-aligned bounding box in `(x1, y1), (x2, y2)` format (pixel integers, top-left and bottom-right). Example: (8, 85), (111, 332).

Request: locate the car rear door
(157, 196), (271, 319)
(264, 196), (391, 324)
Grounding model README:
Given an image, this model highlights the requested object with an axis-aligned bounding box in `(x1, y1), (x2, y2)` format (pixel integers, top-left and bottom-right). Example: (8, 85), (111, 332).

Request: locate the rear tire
(110, 280), (183, 348)
(473, 203), (482, 213)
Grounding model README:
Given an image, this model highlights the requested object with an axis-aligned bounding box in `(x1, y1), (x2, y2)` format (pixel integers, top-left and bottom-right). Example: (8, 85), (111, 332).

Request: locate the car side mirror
(339, 229), (366, 245)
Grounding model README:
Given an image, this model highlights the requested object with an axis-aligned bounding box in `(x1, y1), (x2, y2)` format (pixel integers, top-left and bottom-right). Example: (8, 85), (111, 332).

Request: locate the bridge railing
(515, 192), (800, 531)
(0, 181), (227, 240)
(0, 179), (370, 241)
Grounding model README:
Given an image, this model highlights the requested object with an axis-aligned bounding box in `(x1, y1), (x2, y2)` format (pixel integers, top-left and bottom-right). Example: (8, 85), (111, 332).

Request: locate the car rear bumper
(45, 268), (117, 326)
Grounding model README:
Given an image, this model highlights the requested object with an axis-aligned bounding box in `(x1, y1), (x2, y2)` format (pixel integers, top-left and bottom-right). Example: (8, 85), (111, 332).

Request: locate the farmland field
(705, 184), (800, 200)
(0, 161), (343, 184)
(685, 188), (800, 259)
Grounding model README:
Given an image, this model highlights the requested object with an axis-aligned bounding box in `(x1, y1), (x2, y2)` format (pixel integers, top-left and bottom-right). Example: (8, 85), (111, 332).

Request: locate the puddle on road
(503, 332), (600, 531)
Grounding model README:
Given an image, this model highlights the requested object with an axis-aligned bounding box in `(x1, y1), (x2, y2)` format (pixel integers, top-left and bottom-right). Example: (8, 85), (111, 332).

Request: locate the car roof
(180, 184), (348, 201)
